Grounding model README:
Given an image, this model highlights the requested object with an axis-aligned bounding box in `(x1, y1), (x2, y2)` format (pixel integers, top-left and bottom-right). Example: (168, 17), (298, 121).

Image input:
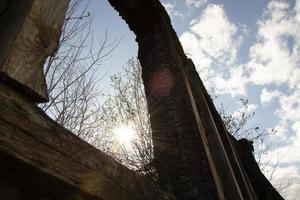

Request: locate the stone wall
(108, 0), (284, 199)
(0, 0), (285, 199)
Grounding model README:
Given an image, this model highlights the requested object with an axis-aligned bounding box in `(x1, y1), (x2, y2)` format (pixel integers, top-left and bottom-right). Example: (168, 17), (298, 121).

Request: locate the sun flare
(113, 125), (136, 145)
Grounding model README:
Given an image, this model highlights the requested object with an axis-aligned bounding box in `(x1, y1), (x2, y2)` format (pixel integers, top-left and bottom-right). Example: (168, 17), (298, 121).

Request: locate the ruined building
(0, 0), (284, 200)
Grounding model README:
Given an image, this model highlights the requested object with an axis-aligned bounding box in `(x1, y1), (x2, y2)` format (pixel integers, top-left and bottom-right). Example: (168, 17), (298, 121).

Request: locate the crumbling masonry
(0, 0), (284, 200)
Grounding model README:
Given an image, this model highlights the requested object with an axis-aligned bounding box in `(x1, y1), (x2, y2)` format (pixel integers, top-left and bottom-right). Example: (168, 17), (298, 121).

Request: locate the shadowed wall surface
(0, 0), (284, 200)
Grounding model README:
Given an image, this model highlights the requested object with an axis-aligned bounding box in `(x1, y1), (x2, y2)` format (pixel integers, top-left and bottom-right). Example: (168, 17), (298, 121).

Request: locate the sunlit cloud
(263, 165), (300, 199)
(162, 2), (183, 18)
(247, 1), (300, 88)
(189, 4), (240, 64)
(180, 4), (247, 96)
(185, 0), (207, 8)
(260, 88), (282, 105)
(178, 2), (300, 198)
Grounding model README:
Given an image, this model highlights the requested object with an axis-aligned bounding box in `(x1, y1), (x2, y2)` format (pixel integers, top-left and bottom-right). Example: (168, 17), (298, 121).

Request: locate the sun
(113, 125), (136, 145)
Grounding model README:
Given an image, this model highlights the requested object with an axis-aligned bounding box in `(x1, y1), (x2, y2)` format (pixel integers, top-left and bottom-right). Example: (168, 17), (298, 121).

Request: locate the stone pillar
(137, 25), (219, 199)
(108, 0), (256, 199)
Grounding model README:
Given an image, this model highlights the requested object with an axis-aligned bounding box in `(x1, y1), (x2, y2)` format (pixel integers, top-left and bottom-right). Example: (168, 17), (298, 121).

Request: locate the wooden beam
(0, 82), (175, 200)
(0, 0), (69, 103)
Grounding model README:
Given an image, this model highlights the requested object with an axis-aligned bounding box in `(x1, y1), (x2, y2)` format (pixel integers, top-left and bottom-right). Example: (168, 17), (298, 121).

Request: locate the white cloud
(260, 88), (282, 105)
(180, 4), (247, 96)
(247, 103), (258, 113)
(259, 126), (300, 199)
(264, 89), (300, 164)
(268, 139), (300, 165)
(276, 90), (300, 123)
(247, 5), (300, 189)
(262, 88), (300, 199)
(273, 123), (288, 137)
(264, 165), (300, 199)
(178, 1), (300, 197)
(179, 0), (300, 98)
(185, 0), (207, 8)
(189, 4), (241, 64)
(213, 67), (248, 96)
(231, 101), (257, 118)
(180, 31), (212, 70)
(162, 2), (183, 18)
(247, 1), (300, 88)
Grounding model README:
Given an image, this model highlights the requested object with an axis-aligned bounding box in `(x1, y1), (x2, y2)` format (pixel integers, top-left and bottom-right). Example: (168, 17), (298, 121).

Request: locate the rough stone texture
(108, 0), (284, 200)
(108, 0), (235, 199)
(0, 0), (68, 102)
(0, 81), (176, 200)
(184, 59), (258, 199)
(236, 139), (284, 200)
(0, 0), (285, 200)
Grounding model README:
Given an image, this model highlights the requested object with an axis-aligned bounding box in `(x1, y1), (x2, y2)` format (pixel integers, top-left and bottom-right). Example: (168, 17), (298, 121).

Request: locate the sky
(86, 0), (300, 199)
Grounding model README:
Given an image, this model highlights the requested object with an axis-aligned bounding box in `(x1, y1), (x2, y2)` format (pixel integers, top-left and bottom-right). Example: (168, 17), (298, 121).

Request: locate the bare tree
(40, 0), (117, 143)
(99, 57), (281, 185)
(217, 98), (277, 170)
(96, 58), (156, 180)
(37, 1), (290, 193)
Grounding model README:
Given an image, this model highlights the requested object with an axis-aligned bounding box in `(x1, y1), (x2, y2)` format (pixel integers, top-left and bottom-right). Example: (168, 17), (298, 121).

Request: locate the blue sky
(86, 0), (300, 198)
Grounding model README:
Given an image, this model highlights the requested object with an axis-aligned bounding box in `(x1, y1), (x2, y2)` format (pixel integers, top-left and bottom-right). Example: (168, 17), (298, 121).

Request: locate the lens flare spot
(149, 67), (174, 98)
(113, 125), (136, 145)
